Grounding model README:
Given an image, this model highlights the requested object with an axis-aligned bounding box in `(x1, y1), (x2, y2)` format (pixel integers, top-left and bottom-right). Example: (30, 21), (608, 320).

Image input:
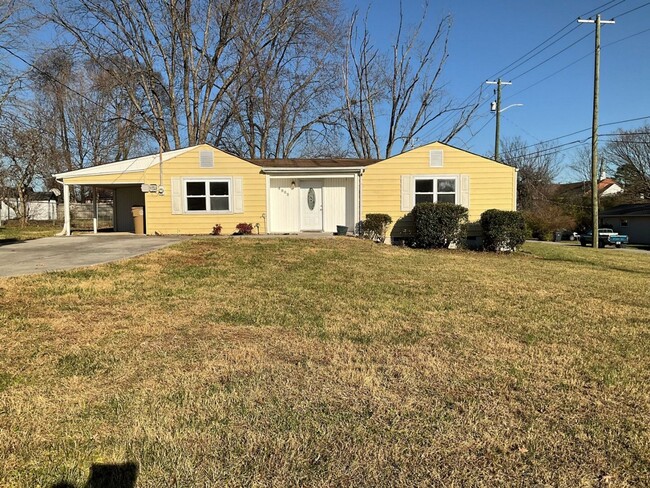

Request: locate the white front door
(300, 180), (323, 231)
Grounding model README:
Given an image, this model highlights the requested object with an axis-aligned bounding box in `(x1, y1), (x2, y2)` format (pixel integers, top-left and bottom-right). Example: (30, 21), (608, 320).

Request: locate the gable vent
(199, 150), (214, 168)
(429, 150), (443, 168)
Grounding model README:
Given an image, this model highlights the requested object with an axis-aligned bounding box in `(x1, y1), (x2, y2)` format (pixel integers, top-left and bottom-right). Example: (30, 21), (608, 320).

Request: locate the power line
(581, 0), (627, 17)
(501, 115), (650, 154)
(509, 24), (650, 99)
(510, 30), (592, 80)
(609, 1), (650, 18)
(489, 0), (625, 81)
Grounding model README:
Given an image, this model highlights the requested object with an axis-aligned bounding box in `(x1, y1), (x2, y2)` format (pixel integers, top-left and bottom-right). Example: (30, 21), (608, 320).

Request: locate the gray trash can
(553, 230), (562, 242)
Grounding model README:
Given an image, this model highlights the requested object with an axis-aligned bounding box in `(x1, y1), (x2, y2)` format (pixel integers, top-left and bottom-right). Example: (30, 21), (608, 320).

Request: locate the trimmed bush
(362, 213), (392, 243)
(480, 209), (527, 252)
(412, 202), (468, 249)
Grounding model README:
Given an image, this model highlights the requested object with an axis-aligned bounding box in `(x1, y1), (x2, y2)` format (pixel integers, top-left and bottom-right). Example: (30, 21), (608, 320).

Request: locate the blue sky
(347, 0), (650, 181)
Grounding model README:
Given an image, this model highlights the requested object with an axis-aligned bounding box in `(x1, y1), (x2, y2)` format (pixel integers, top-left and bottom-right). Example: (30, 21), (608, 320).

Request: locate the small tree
(480, 209), (527, 252)
(412, 202), (467, 249)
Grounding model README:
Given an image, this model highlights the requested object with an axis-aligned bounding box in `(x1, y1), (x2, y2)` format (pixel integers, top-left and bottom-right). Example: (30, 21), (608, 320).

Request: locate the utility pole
(486, 79), (511, 161)
(578, 14), (615, 248)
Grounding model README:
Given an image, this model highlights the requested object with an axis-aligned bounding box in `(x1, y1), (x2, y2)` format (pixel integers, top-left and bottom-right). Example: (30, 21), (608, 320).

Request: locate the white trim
(412, 174), (460, 206)
(265, 175), (271, 234)
(53, 145), (199, 179)
(266, 173), (356, 179)
(182, 177), (233, 214)
(513, 168), (518, 210)
(354, 173), (360, 234)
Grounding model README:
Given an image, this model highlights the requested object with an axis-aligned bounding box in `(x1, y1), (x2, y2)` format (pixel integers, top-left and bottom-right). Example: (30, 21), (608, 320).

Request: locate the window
(414, 177), (457, 204)
(185, 179), (230, 212)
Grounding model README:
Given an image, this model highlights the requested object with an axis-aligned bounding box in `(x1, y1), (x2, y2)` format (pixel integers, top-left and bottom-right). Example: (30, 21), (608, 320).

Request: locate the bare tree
(219, 0), (343, 158)
(28, 48), (147, 195)
(497, 136), (560, 211)
(0, 115), (52, 225)
(568, 145), (609, 183)
(342, 1), (479, 159)
(0, 0), (29, 111)
(603, 125), (650, 198)
(45, 0), (250, 149)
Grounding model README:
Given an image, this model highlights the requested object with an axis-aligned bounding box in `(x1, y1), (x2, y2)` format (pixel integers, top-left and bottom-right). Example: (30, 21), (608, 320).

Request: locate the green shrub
(480, 209), (527, 251)
(362, 213), (392, 243)
(412, 203), (468, 249)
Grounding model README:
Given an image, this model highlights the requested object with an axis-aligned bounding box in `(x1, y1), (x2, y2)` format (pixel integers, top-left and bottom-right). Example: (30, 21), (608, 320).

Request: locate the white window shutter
(171, 177), (183, 214)
(400, 175), (412, 211)
(233, 177), (244, 213)
(460, 175), (470, 209)
(429, 150), (443, 167)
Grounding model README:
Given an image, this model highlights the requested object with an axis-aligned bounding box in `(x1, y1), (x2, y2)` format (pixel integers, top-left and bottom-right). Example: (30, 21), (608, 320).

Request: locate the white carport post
(63, 183), (71, 236)
(92, 186), (98, 234)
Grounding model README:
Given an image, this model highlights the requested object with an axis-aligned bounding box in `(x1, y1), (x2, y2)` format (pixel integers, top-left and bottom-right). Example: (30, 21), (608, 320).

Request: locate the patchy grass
(0, 239), (649, 486)
(0, 221), (60, 243)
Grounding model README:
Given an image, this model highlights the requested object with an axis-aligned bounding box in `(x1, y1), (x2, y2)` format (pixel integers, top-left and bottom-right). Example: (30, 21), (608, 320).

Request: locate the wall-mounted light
(291, 180), (296, 190)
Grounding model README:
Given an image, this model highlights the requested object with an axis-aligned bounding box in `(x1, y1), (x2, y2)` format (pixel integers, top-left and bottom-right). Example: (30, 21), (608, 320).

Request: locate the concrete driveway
(0, 234), (188, 277)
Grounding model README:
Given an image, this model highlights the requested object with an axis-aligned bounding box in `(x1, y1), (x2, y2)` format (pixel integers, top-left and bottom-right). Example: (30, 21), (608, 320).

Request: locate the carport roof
(53, 146), (197, 179)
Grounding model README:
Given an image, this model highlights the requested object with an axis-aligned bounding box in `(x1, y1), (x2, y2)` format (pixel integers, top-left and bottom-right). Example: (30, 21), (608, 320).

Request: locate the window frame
(183, 177), (233, 214)
(413, 175), (459, 206)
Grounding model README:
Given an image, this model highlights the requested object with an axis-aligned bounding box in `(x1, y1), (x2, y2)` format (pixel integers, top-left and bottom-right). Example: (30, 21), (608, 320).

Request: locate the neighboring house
(552, 177), (624, 200)
(52, 142), (517, 240)
(0, 190), (59, 223)
(601, 204), (650, 245)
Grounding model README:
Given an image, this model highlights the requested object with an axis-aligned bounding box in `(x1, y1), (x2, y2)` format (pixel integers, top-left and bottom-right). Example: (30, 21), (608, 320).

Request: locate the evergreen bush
(412, 203), (468, 249)
(480, 209), (527, 251)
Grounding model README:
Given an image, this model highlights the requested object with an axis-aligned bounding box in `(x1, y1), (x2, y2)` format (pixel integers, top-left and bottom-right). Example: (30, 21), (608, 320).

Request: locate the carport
(52, 149), (191, 236)
(55, 181), (145, 236)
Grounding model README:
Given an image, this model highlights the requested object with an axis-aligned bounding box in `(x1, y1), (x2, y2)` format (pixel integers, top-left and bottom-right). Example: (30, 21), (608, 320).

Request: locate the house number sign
(307, 188), (316, 210)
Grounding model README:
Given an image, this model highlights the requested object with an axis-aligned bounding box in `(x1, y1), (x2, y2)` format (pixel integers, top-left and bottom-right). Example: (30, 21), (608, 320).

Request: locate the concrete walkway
(0, 234), (187, 277)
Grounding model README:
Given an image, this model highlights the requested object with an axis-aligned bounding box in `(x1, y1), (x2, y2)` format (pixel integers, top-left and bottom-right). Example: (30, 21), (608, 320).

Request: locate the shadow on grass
(526, 252), (650, 276)
(51, 462), (138, 488)
(0, 238), (24, 246)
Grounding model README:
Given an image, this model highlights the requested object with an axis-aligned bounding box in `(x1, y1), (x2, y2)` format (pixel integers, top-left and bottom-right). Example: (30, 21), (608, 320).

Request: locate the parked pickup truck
(579, 228), (629, 248)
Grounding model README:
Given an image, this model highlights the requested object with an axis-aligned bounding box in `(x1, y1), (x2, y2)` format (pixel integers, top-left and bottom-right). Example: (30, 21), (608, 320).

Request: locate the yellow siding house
(53, 142), (516, 240)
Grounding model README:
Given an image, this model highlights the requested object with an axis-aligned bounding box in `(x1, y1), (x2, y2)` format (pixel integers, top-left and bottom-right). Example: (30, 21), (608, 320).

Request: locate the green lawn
(1, 239), (649, 486)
